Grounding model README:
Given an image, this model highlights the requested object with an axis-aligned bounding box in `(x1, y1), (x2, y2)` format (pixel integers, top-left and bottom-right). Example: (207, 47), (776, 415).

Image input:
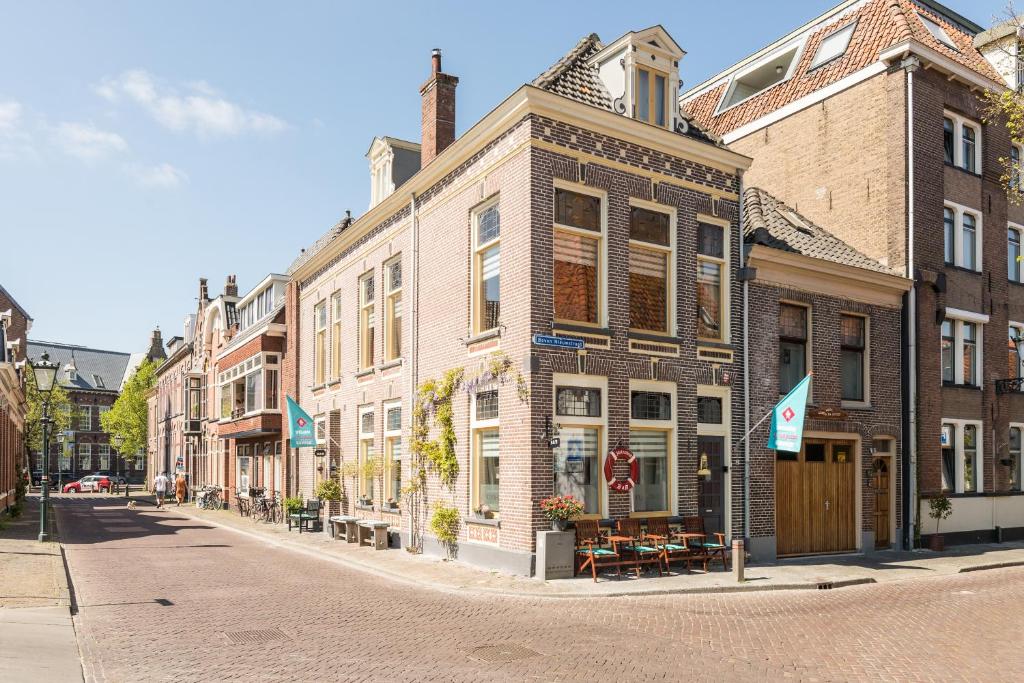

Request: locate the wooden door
(697, 436), (725, 536)
(873, 456), (891, 549)
(775, 439), (857, 556)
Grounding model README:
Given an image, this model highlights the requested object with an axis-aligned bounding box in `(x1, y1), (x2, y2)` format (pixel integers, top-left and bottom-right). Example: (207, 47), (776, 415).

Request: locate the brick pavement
(58, 493), (1024, 682)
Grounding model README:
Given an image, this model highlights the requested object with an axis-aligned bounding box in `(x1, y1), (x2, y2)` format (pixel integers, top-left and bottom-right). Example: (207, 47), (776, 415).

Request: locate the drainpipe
(903, 56), (921, 551)
(738, 170), (751, 543)
(407, 192), (419, 548)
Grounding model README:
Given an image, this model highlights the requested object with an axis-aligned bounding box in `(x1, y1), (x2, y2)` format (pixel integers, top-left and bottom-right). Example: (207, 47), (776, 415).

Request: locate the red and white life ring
(604, 447), (639, 492)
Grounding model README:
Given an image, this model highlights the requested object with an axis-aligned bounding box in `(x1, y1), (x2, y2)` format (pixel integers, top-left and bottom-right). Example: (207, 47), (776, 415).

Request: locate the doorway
(776, 439), (857, 556)
(872, 456), (891, 549)
(697, 435), (725, 536)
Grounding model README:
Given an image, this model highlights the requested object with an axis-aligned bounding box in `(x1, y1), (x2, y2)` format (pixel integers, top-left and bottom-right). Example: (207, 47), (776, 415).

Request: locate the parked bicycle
(197, 485), (222, 510)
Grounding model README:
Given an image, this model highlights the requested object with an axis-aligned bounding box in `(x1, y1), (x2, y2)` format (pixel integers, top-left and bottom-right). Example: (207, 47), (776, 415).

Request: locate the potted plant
(539, 495), (584, 531)
(927, 494), (953, 551)
(475, 503), (492, 520)
(315, 478), (342, 523)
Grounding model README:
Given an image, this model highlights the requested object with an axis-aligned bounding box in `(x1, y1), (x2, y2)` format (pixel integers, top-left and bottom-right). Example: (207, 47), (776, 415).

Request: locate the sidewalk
(132, 491), (1024, 598)
(0, 494), (84, 682)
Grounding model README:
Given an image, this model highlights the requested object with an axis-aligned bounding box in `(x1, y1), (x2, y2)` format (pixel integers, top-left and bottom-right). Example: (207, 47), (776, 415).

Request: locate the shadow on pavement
(51, 494), (223, 547)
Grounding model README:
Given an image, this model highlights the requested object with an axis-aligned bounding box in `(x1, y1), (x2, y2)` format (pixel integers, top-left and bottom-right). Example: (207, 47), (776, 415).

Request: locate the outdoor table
(606, 533), (643, 575)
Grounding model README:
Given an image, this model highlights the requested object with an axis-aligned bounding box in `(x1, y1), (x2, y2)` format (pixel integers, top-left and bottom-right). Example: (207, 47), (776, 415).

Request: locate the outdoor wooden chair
(288, 499), (323, 533)
(682, 516), (729, 571)
(574, 519), (621, 582)
(646, 517), (691, 574)
(616, 518), (663, 577)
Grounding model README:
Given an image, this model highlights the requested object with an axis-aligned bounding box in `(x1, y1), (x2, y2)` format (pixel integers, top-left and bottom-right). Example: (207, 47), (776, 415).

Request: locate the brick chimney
(224, 274), (238, 297)
(420, 48), (458, 166)
(199, 277), (209, 302)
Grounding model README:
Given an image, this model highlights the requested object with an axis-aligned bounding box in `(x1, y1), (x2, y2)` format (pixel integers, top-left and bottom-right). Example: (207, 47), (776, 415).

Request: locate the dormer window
(918, 13), (956, 50)
(718, 44), (800, 112)
(808, 21), (856, 71)
(635, 66), (668, 126)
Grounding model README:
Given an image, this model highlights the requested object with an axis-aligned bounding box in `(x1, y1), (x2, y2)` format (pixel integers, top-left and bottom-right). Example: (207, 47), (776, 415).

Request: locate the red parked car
(63, 475), (112, 493)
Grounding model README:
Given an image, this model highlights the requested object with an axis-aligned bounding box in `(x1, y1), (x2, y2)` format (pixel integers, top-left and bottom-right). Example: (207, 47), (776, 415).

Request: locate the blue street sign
(532, 334), (584, 350)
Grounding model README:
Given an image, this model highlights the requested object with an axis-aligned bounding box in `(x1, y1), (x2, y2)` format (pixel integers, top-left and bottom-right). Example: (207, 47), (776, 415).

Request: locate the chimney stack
(199, 277), (209, 302)
(224, 274), (238, 297)
(420, 48), (458, 166)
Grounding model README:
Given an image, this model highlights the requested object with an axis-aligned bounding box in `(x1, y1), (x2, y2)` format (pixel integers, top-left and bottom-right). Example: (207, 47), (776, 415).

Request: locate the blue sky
(0, 0), (1003, 352)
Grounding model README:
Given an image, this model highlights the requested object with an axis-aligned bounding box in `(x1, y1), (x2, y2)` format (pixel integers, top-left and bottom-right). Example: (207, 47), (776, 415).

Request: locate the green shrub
(314, 478), (341, 501)
(284, 496), (304, 515)
(429, 503), (460, 546)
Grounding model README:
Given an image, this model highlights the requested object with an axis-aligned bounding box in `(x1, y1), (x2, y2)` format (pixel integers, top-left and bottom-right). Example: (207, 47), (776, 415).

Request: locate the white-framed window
(238, 449), (251, 495)
(553, 183), (606, 327)
(78, 405), (92, 432)
(358, 405), (375, 503)
(1010, 424), (1023, 492)
(274, 441), (282, 494)
(553, 375), (607, 518)
(697, 215), (729, 341)
(942, 309), (987, 386)
(943, 111), (982, 174)
(471, 387), (500, 517)
(98, 405), (110, 430)
(218, 352), (279, 418)
(941, 420), (983, 493)
(629, 380), (675, 515)
(717, 41), (803, 113)
(358, 271), (375, 370)
(779, 302), (810, 395)
(314, 300), (327, 385)
(472, 198), (501, 335)
(314, 414), (326, 445)
(97, 444), (110, 470)
(919, 12), (956, 49)
(383, 402), (402, 507)
(943, 201), (982, 271)
(78, 443), (92, 470)
(330, 291), (342, 379)
(634, 65), (669, 127)
(1010, 323), (1024, 381)
(1010, 145), (1022, 192)
(627, 200), (675, 335)
(808, 20), (857, 70)
(1009, 224), (1023, 283)
(384, 257), (402, 361)
(840, 314), (869, 405)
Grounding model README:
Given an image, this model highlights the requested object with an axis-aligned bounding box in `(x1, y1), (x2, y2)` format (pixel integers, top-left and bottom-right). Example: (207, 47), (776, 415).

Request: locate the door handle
(824, 499), (830, 511)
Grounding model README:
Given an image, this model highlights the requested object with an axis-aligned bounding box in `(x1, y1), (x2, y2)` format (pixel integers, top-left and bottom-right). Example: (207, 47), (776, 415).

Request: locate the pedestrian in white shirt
(153, 471), (169, 509)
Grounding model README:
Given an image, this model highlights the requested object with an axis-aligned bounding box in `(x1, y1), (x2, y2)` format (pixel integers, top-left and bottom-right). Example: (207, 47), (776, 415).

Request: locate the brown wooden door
(873, 456), (891, 549)
(697, 436), (725, 536)
(776, 439), (857, 555)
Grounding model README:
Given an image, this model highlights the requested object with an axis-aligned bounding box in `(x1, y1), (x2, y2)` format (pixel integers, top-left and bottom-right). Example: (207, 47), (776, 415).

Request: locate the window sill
(943, 162), (982, 179)
(696, 339), (731, 350)
(326, 379), (341, 387)
(378, 358), (403, 371)
(354, 368), (375, 379)
(465, 515), (500, 528)
(628, 331), (683, 344)
(355, 503), (375, 512)
(841, 401), (872, 410)
(943, 263), (982, 276)
(551, 322), (612, 337)
(465, 328), (501, 345)
(942, 382), (982, 390)
(312, 384), (327, 392)
(381, 504), (400, 513)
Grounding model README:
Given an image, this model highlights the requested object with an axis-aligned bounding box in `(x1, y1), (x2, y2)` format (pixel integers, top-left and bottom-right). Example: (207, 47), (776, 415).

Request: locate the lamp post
(113, 434), (128, 497)
(31, 353), (59, 543)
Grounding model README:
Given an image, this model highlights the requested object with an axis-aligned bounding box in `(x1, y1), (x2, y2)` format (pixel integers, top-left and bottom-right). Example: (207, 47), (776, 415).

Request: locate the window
(697, 221), (727, 340)
(98, 444), (110, 470)
(629, 205), (672, 333)
(779, 304), (808, 394)
(943, 112), (982, 173)
(919, 12), (956, 49)
(315, 415), (326, 445)
(264, 360), (279, 411)
(943, 202), (982, 271)
(359, 272), (375, 370)
(186, 376), (203, 421)
(840, 315), (867, 403)
(238, 452), (250, 495)
(330, 292), (342, 379)
(629, 383), (673, 514)
(384, 403), (402, 507)
(385, 258), (402, 361)
(98, 405), (110, 427)
(314, 301), (327, 385)
(553, 378), (605, 516)
(473, 201), (500, 334)
(962, 322), (977, 386)
(942, 420), (984, 493)
(943, 314), (984, 386)
(472, 389), (500, 517)
(358, 407), (374, 503)
(809, 21), (856, 70)
(79, 443), (91, 470)
(718, 43), (800, 111)
(1011, 145), (1022, 192)
(1010, 426), (1022, 492)
(635, 66), (668, 126)
(697, 397), (723, 424)
(78, 406), (92, 432)
(553, 187), (603, 325)
(941, 320), (954, 383)
(1010, 325), (1024, 380)
(1010, 226), (1022, 283)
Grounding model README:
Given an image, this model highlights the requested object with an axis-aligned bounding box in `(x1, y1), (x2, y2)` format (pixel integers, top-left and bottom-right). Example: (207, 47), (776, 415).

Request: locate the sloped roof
(26, 340), (133, 393)
(684, 0), (1004, 138)
(744, 187), (899, 276)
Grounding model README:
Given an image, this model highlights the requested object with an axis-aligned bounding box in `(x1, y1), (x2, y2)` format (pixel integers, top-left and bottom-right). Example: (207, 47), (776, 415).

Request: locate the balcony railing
(995, 378), (1024, 395)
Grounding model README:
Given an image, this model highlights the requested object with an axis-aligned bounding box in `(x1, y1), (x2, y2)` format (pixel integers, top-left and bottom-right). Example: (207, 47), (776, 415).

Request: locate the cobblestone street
(55, 494), (1024, 682)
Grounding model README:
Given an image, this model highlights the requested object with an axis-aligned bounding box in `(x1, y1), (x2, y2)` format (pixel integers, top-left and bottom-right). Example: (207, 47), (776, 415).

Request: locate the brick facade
(0, 285), (30, 509)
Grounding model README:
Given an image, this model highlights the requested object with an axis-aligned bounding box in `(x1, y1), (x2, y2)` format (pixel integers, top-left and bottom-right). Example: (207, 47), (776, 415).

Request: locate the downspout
(738, 170), (751, 543)
(903, 56), (921, 551)
(407, 192), (419, 548)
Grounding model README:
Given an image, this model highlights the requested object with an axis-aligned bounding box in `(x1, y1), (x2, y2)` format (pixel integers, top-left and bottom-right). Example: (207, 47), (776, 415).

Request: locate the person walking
(175, 473), (187, 507)
(153, 471), (169, 509)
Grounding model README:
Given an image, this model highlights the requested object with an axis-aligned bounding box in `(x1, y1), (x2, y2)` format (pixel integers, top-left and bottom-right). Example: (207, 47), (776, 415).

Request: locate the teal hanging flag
(768, 374), (812, 453)
(286, 396), (316, 448)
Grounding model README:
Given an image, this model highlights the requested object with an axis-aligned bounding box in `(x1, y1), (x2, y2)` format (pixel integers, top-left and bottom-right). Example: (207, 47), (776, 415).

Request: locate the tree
(24, 370), (74, 454)
(982, 5), (1024, 205)
(100, 358), (158, 464)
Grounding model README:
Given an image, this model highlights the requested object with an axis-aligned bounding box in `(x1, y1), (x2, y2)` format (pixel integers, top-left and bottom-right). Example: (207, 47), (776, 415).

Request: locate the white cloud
(96, 69), (288, 138)
(0, 101), (22, 130)
(52, 121), (128, 160)
(129, 162), (188, 188)
(0, 100), (36, 161)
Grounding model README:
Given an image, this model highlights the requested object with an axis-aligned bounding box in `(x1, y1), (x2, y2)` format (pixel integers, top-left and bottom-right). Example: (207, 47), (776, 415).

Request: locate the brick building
(743, 188), (911, 559)
(683, 0), (1024, 546)
(0, 285), (31, 511)
(27, 337), (156, 484)
(286, 28), (753, 574)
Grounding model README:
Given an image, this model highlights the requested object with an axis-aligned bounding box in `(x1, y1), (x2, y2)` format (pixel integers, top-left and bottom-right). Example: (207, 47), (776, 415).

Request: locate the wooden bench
(357, 520), (390, 550)
(329, 515), (361, 543)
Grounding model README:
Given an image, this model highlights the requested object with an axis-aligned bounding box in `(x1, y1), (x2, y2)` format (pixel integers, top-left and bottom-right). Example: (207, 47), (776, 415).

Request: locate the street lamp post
(31, 353), (59, 543)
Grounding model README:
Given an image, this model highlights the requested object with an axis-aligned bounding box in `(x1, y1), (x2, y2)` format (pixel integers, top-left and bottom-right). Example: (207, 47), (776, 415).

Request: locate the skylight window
(918, 13), (956, 50)
(809, 21), (856, 70)
(718, 44), (800, 111)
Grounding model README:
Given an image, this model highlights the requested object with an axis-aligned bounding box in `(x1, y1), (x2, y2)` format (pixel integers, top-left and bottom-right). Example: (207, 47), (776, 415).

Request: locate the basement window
(808, 21), (856, 70)
(918, 13), (956, 50)
(718, 44), (801, 112)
